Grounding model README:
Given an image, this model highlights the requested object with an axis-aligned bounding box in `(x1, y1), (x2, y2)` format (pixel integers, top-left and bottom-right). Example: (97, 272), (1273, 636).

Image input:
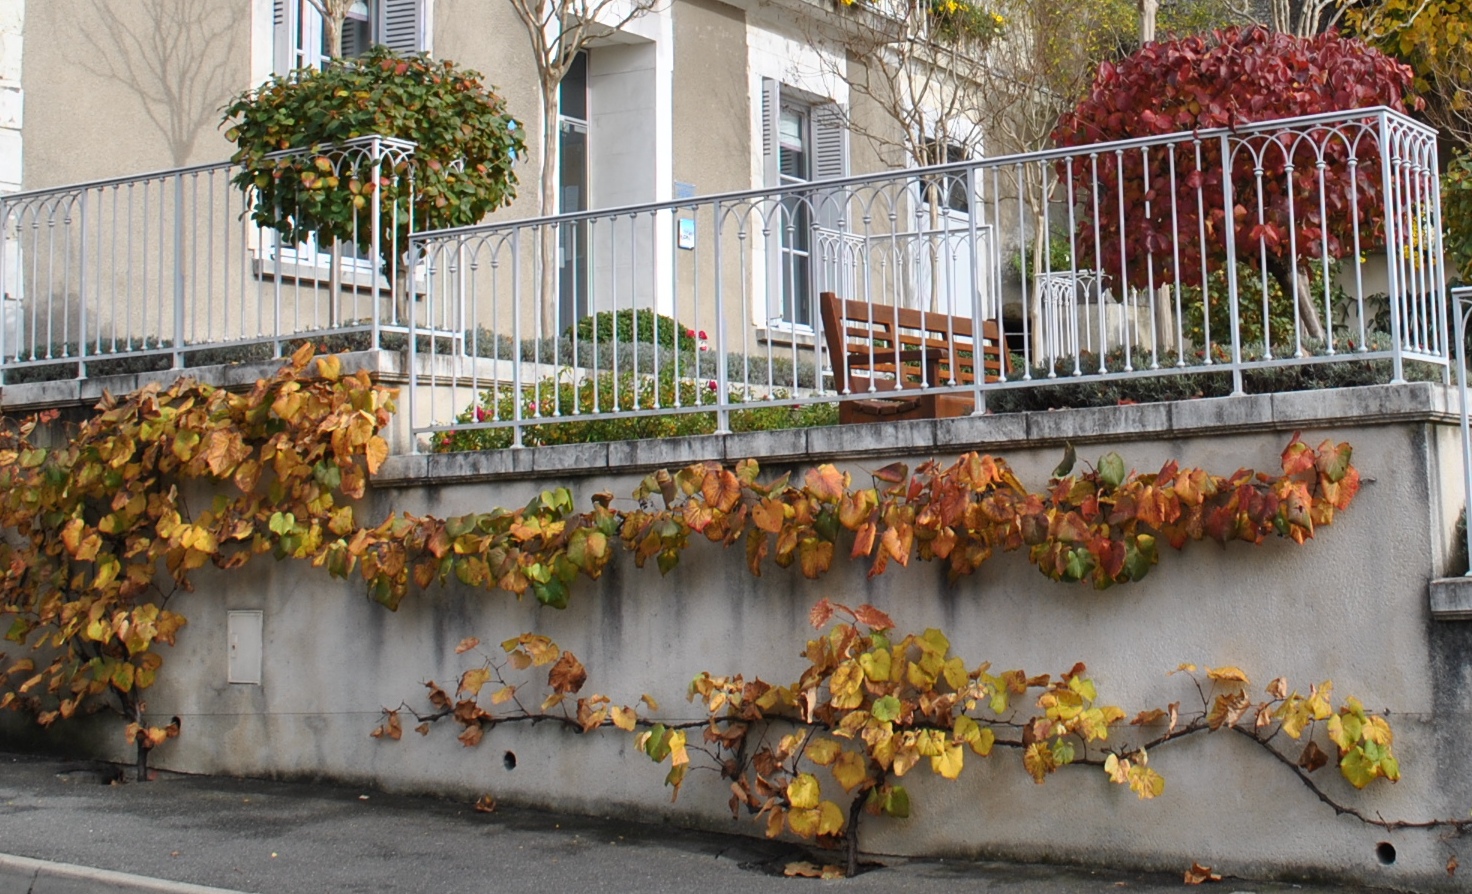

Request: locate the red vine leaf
(853, 605), (895, 632)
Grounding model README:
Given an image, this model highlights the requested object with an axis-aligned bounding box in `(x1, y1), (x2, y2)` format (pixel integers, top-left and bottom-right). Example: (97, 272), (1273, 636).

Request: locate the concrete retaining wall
(4, 382), (1471, 890)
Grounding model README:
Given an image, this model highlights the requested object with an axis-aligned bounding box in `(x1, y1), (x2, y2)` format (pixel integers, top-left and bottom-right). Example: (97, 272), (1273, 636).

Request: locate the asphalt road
(0, 752), (1397, 894)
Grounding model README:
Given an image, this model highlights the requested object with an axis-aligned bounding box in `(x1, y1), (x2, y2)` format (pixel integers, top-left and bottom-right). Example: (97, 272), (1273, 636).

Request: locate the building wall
(0, 0), (21, 194)
(3, 382), (1467, 891)
(22, 0), (253, 188)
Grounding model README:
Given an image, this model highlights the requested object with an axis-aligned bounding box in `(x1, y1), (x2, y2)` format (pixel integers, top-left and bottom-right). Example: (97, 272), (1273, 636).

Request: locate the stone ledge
(1429, 576), (1472, 620)
(0, 350), (404, 413)
(373, 382), (1459, 487)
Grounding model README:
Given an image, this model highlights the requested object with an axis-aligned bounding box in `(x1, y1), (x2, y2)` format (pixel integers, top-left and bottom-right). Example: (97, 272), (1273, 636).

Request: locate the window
(340, 2), (373, 58)
(273, 0), (431, 75)
(761, 78), (847, 328)
(777, 103), (812, 326)
(920, 141), (971, 215)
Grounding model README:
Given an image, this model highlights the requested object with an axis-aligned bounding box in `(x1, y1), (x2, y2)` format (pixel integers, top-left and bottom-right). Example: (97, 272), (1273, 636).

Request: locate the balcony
(0, 109), (1453, 455)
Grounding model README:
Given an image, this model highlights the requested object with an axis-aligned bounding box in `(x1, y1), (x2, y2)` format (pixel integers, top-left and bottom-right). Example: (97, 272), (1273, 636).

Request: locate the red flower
(686, 328), (696, 338)
(698, 330), (708, 340)
(475, 406), (488, 422)
(707, 380), (718, 391)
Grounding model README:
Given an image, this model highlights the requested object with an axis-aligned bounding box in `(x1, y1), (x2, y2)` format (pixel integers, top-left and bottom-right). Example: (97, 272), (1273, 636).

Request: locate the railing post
(78, 192), (88, 375)
(371, 137), (384, 352)
(173, 172), (185, 368)
(511, 227), (524, 449)
(1219, 133), (1244, 396)
(713, 198), (730, 435)
(1379, 111), (1406, 384)
(1427, 126), (1450, 383)
(967, 163), (986, 415)
(1454, 286), (1472, 575)
(408, 232), (420, 453)
(0, 195), (9, 379)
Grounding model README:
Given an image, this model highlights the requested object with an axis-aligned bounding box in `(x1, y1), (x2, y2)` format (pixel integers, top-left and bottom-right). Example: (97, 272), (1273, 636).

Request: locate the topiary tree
(222, 47), (524, 282)
(1052, 26), (1418, 342)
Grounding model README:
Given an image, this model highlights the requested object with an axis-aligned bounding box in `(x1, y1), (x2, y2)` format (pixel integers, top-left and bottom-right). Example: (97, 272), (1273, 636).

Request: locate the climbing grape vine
(0, 345), (395, 777)
(355, 431), (1361, 611)
(381, 601), (1407, 878)
(0, 347), (1362, 786)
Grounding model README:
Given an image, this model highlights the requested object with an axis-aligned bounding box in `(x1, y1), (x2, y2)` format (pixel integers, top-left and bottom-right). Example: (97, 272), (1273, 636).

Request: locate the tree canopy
(1052, 27), (1417, 295)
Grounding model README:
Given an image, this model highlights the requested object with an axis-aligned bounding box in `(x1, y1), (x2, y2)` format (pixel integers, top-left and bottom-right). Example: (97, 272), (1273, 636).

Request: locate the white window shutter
(812, 102), (848, 181)
(341, 17), (367, 58)
(273, 0), (293, 75)
(380, 0), (430, 54)
(812, 102), (848, 233)
(760, 78), (781, 188)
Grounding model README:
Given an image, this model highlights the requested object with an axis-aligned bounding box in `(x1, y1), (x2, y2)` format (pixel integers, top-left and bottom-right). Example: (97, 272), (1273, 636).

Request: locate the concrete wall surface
(4, 384), (1471, 890)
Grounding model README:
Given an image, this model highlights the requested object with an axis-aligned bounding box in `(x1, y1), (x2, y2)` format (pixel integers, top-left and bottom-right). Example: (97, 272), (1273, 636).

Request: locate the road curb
(0, 853), (252, 894)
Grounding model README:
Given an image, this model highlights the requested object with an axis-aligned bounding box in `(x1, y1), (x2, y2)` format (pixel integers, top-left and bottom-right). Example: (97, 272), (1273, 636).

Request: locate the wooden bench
(819, 291), (1008, 425)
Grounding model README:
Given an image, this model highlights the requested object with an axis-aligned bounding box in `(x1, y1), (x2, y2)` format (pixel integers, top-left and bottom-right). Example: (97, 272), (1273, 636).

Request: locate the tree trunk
(540, 89), (560, 338)
(845, 794), (864, 878)
(1139, 0), (1158, 43)
(1154, 285), (1174, 353)
(1265, 255), (1326, 344)
(323, 15), (343, 60)
(1027, 201), (1048, 363)
(131, 702), (149, 782)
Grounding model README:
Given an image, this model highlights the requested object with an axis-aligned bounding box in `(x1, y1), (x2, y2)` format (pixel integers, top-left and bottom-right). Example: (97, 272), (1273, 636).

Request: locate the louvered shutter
(341, 16), (367, 58)
(380, 0), (430, 55)
(760, 78), (781, 188)
(812, 102), (848, 232)
(273, 0), (293, 75)
(812, 103), (847, 181)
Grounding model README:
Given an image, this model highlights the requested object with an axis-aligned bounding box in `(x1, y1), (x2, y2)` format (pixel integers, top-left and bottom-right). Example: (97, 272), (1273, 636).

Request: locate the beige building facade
(10, 1), (974, 349)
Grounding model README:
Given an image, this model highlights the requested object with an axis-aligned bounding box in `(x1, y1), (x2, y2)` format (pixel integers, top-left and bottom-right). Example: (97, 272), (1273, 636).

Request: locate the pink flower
(699, 344), (709, 352)
(686, 328), (696, 338)
(698, 330), (707, 340)
(707, 380), (718, 391)
(475, 407), (488, 422)
(527, 401), (538, 413)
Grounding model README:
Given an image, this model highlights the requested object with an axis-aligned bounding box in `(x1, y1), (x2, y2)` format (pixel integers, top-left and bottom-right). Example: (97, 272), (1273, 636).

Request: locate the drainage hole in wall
(503, 751), (517, 771)
(1375, 842), (1396, 865)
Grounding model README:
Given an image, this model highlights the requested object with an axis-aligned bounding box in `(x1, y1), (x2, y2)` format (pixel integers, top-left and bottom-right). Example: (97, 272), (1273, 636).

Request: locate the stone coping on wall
(0, 350), (401, 413)
(376, 381), (1458, 486)
(0, 348), (494, 414)
(1429, 577), (1472, 620)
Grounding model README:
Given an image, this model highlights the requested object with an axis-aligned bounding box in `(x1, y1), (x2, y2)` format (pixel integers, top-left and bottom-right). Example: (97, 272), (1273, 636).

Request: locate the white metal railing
(407, 107), (1449, 451)
(0, 136), (431, 381)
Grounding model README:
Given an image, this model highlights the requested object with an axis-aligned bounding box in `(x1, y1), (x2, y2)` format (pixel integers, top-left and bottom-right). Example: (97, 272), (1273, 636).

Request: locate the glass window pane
(560, 52), (588, 121)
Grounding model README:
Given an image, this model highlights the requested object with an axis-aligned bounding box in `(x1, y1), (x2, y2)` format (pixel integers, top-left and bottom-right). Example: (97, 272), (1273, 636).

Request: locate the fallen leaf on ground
(783, 861), (844, 879)
(474, 793), (497, 813)
(1184, 862), (1222, 885)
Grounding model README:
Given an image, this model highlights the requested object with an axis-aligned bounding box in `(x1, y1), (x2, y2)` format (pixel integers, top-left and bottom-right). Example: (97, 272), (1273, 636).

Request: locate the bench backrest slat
(819, 291), (1007, 390)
